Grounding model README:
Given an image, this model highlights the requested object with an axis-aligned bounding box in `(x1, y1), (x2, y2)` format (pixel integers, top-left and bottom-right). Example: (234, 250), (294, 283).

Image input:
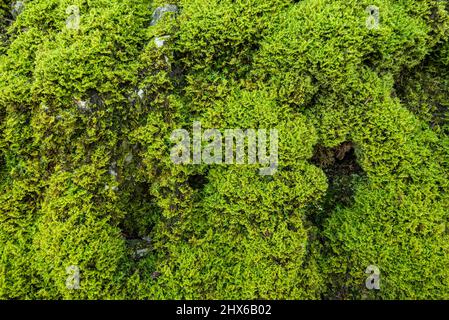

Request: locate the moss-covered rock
(1, 0), (449, 299)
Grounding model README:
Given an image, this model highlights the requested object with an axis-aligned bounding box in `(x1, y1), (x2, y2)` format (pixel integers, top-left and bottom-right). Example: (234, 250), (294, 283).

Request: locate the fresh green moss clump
(1, 0), (449, 299)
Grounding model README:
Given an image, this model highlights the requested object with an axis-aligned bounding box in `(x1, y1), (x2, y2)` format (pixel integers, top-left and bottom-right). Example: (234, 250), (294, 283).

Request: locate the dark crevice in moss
(309, 141), (365, 228)
(187, 173), (208, 190)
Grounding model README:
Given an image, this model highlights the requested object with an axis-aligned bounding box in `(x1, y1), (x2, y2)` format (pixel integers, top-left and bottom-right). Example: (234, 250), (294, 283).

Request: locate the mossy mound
(1, 0), (449, 299)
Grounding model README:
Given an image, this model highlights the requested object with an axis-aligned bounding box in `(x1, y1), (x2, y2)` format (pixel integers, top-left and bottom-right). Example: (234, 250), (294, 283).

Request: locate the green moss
(1, 0), (449, 299)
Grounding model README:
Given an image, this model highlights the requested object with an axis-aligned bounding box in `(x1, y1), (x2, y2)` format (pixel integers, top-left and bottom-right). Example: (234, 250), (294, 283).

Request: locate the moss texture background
(1, 0), (449, 299)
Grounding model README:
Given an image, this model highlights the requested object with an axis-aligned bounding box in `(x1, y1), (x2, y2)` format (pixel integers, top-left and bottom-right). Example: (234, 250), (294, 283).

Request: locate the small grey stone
(108, 162), (118, 180)
(150, 5), (178, 26)
(75, 99), (90, 112)
(104, 184), (118, 192)
(137, 89), (145, 100)
(154, 36), (170, 48)
(109, 168), (117, 178)
(124, 152), (133, 164)
(11, 1), (25, 19)
(40, 104), (49, 113)
(142, 236), (151, 243)
(136, 248), (150, 258)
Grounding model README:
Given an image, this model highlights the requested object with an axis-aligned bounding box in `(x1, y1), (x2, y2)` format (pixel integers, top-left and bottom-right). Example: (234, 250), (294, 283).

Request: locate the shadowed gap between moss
(308, 141), (365, 229)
